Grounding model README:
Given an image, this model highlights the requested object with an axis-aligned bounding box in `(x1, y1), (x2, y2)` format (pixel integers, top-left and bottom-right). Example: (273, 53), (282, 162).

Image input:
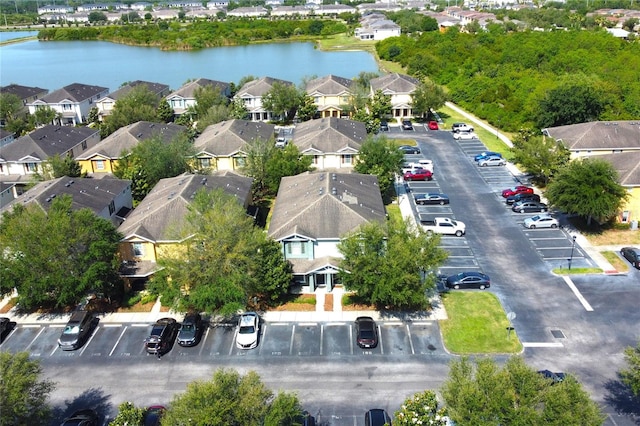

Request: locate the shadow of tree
(49, 387), (113, 426)
(604, 377), (640, 424)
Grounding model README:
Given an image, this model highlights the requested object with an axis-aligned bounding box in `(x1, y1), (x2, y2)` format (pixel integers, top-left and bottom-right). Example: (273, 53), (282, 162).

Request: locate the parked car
(501, 185), (534, 198)
(474, 151), (502, 161)
(355, 316), (378, 349)
(365, 409), (392, 426)
(415, 193), (450, 205)
(453, 130), (477, 140)
(512, 201), (548, 213)
(398, 145), (420, 154)
(445, 271), (491, 290)
(0, 317), (10, 337)
(523, 214), (559, 229)
(428, 120), (439, 130)
(275, 137), (287, 148)
(403, 169), (433, 181)
(452, 122), (474, 133)
(421, 217), (466, 237)
(401, 119), (413, 130)
(236, 312), (259, 349)
(506, 192), (541, 205)
(144, 317), (179, 356)
(301, 411), (316, 426)
(379, 120), (389, 132)
(177, 313), (202, 347)
(401, 159), (433, 174)
(478, 156), (506, 167)
(620, 246), (640, 269)
(58, 310), (95, 351)
(143, 405), (166, 426)
(538, 370), (566, 384)
(60, 409), (98, 426)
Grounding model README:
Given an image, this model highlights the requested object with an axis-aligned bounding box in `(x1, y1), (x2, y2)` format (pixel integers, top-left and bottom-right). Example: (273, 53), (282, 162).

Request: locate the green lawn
(439, 291), (522, 354)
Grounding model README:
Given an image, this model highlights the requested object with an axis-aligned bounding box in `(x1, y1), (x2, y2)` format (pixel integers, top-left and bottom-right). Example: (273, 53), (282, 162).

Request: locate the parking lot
(0, 319), (444, 361)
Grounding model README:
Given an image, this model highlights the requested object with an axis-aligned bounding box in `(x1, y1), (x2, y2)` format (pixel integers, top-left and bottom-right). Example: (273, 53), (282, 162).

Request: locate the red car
(501, 185), (534, 198)
(403, 169), (433, 181)
(428, 121), (439, 130)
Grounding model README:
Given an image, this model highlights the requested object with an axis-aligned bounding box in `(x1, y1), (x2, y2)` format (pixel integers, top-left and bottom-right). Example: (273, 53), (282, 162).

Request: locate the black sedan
(621, 246), (640, 269)
(61, 409), (99, 426)
(398, 145), (420, 154)
(415, 193), (450, 205)
(538, 370), (566, 384)
(355, 316), (378, 348)
(177, 313), (202, 347)
(506, 193), (541, 205)
(445, 271), (491, 290)
(512, 201), (548, 213)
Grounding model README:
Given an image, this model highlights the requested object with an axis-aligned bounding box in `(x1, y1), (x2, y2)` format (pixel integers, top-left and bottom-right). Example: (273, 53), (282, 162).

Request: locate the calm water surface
(0, 30), (37, 42)
(0, 37), (379, 92)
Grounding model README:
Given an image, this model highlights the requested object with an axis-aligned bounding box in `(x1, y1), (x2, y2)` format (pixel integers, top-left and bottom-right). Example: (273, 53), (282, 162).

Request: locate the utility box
(630, 220), (638, 230)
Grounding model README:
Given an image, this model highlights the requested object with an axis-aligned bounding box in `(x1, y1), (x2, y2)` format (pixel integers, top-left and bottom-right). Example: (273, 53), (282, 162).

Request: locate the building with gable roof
(226, 6), (268, 17)
(166, 78), (231, 116)
(355, 15), (401, 40)
(0, 84), (49, 126)
(370, 73), (420, 119)
(95, 80), (170, 121)
(268, 171), (385, 291)
(234, 76), (295, 121)
(27, 83), (109, 126)
(305, 75), (354, 119)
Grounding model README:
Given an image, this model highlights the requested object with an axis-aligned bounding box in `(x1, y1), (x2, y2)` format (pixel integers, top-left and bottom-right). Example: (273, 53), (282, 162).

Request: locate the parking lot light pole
(568, 235), (577, 270)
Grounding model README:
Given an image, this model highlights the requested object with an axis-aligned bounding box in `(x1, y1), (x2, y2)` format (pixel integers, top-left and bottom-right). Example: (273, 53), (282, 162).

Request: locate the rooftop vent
(64, 180), (74, 187)
(201, 177), (207, 185)
(332, 173), (336, 180)
(331, 187), (337, 195)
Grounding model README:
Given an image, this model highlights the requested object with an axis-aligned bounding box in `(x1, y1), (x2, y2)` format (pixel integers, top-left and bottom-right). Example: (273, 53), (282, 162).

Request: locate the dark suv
(365, 409), (392, 426)
(506, 192), (541, 205)
(58, 310), (95, 351)
(145, 318), (179, 355)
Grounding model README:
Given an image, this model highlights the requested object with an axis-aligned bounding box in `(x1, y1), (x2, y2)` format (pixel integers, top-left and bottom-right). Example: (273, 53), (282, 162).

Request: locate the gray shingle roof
(268, 171), (386, 241)
(0, 84), (48, 101)
(591, 152), (640, 186)
(75, 121), (186, 160)
(117, 172), (253, 242)
(305, 75), (354, 96)
(167, 78), (230, 99)
(1, 125), (99, 161)
(194, 119), (275, 156)
(39, 83), (109, 103)
(370, 73), (420, 95)
(236, 76), (294, 97)
(103, 80), (169, 102)
(290, 117), (366, 154)
(543, 121), (640, 151)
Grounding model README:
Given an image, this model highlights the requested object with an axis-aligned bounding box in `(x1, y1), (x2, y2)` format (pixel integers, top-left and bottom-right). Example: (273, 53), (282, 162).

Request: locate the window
(341, 154), (353, 165)
(108, 201), (115, 215)
(24, 163), (37, 173)
(132, 243), (144, 257)
(313, 155), (319, 165)
(81, 141), (87, 150)
(95, 160), (105, 170)
(621, 211), (630, 223)
(62, 103), (72, 111)
(234, 156), (246, 168)
(199, 158), (211, 168)
(286, 241), (306, 256)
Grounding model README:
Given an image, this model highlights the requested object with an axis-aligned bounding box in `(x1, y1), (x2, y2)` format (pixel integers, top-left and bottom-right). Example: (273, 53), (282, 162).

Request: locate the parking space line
(49, 324), (64, 328)
(544, 256), (585, 261)
(258, 325), (266, 356)
(109, 326), (127, 356)
(528, 238), (567, 241)
(298, 322), (317, 326)
(384, 322), (402, 326)
(377, 325), (384, 355)
(289, 325), (295, 356)
(522, 342), (564, 348)
(411, 322), (433, 325)
(349, 325), (353, 355)
(50, 343), (59, 356)
(25, 327), (45, 350)
(324, 322), (346, 326)
(320, 325), (324, 356)
(406, 324), (415, 355)
(562, 276), (593, 311)
(79, 325), (99, 356)
(131, 323), (148, 327)
(22, 324), (41, 328)
(198, 327), (210, 357)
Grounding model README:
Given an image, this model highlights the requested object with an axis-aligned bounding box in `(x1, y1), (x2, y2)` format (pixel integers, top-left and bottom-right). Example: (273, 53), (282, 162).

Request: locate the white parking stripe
(109, 326), (127, 356)
(522, 342), (564, 348)
(562, 276), (594, 311)
(319, 325), (324, 356)
(26, 327), (45, 350)
(406, 324), (415, 355)
(289, 325), (295, 356)
(377, 324), (384, 355)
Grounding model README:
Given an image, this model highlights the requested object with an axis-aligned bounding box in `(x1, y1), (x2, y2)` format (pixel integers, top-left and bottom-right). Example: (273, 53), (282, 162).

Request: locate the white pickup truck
(401, 159), (433, 174)
(421, 217), (466, 237)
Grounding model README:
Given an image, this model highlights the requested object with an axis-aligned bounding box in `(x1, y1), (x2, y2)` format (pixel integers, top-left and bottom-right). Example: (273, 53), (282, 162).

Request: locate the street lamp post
(568, 235), (577, 270)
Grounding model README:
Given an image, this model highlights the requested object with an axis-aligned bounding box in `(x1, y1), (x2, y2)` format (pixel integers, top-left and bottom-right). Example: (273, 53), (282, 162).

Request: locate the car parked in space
(365, 408), (392, 426)
(177, 313), (202, 347)
(403, 169), (433, 181)
(523, 214), (559, 229)
(506, 192), (541, 205)
(143, 405), (166, 426)
(58, 310), (95, 351)
(512, 201), (548, 213)
(379, 120), (389, 132)
(60, 409), (98, 426)
(0, 317), (10, 337)
(236, 312), (259, 349)
(414, 193), (450, 205)
(501, 185), (534, 198)
(451, 122), (474, 133)
(144, 317), (179, 356)
(538, 369), (566, 384)
(355, 316), (378, 348)
(401, 119), (413, 130)
(398, 145), (420, 154)
(474, 151), (502, 162)
(445, 271), (491, 290)
(620, 246), (640, 269)
(453, 130), (477, 140)
(478, 156), (506, 167)
(428, 120), (439, 130)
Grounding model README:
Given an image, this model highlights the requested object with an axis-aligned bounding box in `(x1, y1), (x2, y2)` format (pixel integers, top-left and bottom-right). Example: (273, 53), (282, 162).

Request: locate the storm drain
(550, 329), (565, 339)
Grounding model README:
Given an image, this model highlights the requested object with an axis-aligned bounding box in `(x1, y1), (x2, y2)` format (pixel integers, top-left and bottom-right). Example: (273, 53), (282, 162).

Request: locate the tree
(394, 390), (448, 426)
(411, 80), (447, 119)
(101, 85), (161, 136)
(545, 158), (628, 225)
(621, 342), (640, 397)
(367, 89), (392, 120)
(353, 136), (404, 199)
(441, 356), (605, 426)
(88, 11), (107, 22)
(0, 93), (23, 123)
(261, 82), (302, 122)
(32, 106), (59, 127)
(296, 92), (318, 122)
(108, 402), (145, 426)
(0, 195), (123, 310)
(42, 154), (85, 179)
(337, 218), (447, 310)
(535, 76), (606, 128)
(228, 97), (249, 120)
(156, 100), (174, 123)
(510, 129), (570, 185)
(0, 352), (55, 426)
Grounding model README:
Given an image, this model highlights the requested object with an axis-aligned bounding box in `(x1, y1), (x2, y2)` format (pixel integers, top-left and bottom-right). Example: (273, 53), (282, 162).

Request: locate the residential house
(77, 3), (126, 12)
(355, 15), (401, 40)
(193, 119), (275, 172)
(0, 183), (17, 208)
(290, 117), (366, 170)
(0, 84), (48, 126)
(131, 2), (153, 11)
(95, 81), (170, 121)
(305, 75), (354, 119)
(0, 125), (100, 185)
(312, 4), (356, 15)
(370, 73), (420, 119)
(235, 76), (295, 121)
(226, 6), (269, 17)
(165, 78), (231, 117)
(0, 176), (133, 226)
(117, 172), (253, 286)
(76, 121), (187, 175)
(37, 5), (74, 14)
(0, 129), (15, 148)
(27, 83), (109, 126)
(543, 121), (640, 224)
(271, 5), (311, 17)
(268, 171), (386, 291)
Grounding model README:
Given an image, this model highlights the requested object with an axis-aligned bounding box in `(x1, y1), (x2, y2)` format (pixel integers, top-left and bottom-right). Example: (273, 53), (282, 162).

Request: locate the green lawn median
(439, 291), (522, 354)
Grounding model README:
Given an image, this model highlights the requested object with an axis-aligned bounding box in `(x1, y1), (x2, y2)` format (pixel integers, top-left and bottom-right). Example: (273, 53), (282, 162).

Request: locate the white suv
(236, 312), (259, 349)
(452, 122), (474, 133)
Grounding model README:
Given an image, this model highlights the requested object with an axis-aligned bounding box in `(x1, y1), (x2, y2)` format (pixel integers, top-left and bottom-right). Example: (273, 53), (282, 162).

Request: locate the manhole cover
(550, 329), (565, 339)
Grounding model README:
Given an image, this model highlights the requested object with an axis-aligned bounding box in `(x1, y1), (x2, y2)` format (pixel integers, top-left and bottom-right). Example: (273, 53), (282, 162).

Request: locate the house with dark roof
(543, 120), (640, 224)
(117, 172), (253, 284)
(0, 125), (100, 184)
(290, 117), (366, 170)
(193, 119), (276, 172)
(370, 73), (420, 120)
(305, 75), (354, 119)
(0, 84), (48, 126)
(166, 78), (231, 116)
(27, 83), (109, 126)
(234, 76), (295, 121)
(0, 129), (15, 148)
(268, 171), (385, 291)
(76, 121), (187, 175)
(95, 81), (170, 121)
(0, 176), (132, 226)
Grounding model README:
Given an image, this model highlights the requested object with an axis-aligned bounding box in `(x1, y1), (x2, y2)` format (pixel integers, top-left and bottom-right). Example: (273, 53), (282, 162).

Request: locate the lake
(0, 37), (379, 92)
